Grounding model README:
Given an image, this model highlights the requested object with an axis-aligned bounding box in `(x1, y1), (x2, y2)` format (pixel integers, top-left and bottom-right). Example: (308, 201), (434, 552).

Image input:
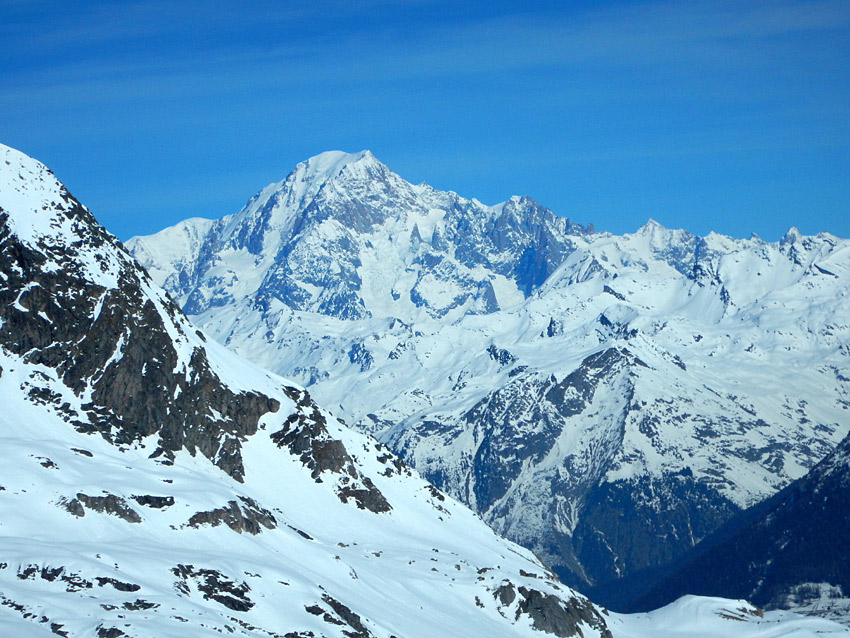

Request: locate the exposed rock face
(386, 347), (753, 589)
(270, 386), (392, 513)
(493, 581), (612, 638)
(305, 594), (376, 638)
(186, 497), (277, 534)
(171, 564), (254, 612)
(0, 199), (278, 482)
(131, 494), (175, 509)
(70, 493), (143, 523)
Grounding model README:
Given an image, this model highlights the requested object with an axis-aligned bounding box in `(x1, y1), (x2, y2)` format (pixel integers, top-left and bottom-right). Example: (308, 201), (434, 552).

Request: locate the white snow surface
(0, 344), (597, 638)
(608, 596), (849, 637)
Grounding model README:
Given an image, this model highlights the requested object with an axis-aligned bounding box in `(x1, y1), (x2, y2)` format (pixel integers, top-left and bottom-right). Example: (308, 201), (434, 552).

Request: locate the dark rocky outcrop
(131, 494), (175, 509)
(0, 185), (279, 483)
(270, 388), (391, 514)
(171, 564), (254, 612)
(493, 581), (612, 638)
(95, 577), (141, 592)
(16, 565), (93, 592)
(61, 493), (142, 523)
(305, 594), (376, 638)
(186, 497), (277, 534)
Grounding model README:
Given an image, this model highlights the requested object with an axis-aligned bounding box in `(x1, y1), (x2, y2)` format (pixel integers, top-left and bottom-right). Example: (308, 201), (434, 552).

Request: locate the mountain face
(0, 142), (619, 638)
(621, 425), (850, 622)
(129, 150), (590, 323)
(128, 151), (850, 598)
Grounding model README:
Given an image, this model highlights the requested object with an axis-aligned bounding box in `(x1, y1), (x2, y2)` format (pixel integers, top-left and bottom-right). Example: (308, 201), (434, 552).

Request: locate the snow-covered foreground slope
(129, 150), (850, 600)
(608, 597), (848, 638)
(0, 351), (612, 638)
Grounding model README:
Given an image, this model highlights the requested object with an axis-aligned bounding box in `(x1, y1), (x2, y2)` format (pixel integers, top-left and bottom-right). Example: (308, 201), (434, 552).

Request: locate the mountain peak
(268, 148), (388, 212)
(304, 148), (376, 170)
(636, 218), (666, 233)
(0, 143), (129, 292)
(295, 149), (381, 184)
(1, 143), (64, 238)
(781, 226), (802, 246)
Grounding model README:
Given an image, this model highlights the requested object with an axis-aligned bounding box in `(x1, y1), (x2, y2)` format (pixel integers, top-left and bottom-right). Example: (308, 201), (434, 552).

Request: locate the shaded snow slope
(621, 427), (850, 624)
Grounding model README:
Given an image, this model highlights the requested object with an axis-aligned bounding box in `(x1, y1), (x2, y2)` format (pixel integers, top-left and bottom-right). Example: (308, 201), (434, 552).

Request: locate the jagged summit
(635, 217), (665, 232)
(129, 150), (589, 321)
(311, 148), (381, 174)
(781, 225), (802, 245)
(303, 148), (377, 170)
(1, 143), (116, 259)
(270, 149), (384, 210)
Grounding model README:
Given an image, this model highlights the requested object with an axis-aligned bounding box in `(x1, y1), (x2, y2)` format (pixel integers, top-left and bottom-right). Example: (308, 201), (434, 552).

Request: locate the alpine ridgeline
(0, 142), (616, 638)
(128, 150), (850, 603)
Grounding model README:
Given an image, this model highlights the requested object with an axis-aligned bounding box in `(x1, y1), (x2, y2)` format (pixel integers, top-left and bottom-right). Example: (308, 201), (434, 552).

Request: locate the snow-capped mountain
(0, 142), (616, 638)
(128, 150), (850, 599)
(128, 150), (589, 323)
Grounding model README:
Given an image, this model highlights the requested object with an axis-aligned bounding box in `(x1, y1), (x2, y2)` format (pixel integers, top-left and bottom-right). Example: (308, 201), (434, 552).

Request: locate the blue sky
(2, 0), (848, 240)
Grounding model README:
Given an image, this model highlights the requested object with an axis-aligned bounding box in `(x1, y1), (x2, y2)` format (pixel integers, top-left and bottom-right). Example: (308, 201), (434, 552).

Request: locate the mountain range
(2, 141), (848, 635)
(128, 149), (850, 603)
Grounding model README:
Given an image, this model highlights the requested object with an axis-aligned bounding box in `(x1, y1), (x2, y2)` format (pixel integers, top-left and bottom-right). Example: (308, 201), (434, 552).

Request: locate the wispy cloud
(6, 0), (848, 99)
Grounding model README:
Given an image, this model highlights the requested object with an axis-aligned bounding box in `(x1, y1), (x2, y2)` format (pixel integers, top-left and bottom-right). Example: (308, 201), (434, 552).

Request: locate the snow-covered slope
(0, 142), (615, 638)
(128, 151), (850, 600)
(609, 596), (848, 638)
